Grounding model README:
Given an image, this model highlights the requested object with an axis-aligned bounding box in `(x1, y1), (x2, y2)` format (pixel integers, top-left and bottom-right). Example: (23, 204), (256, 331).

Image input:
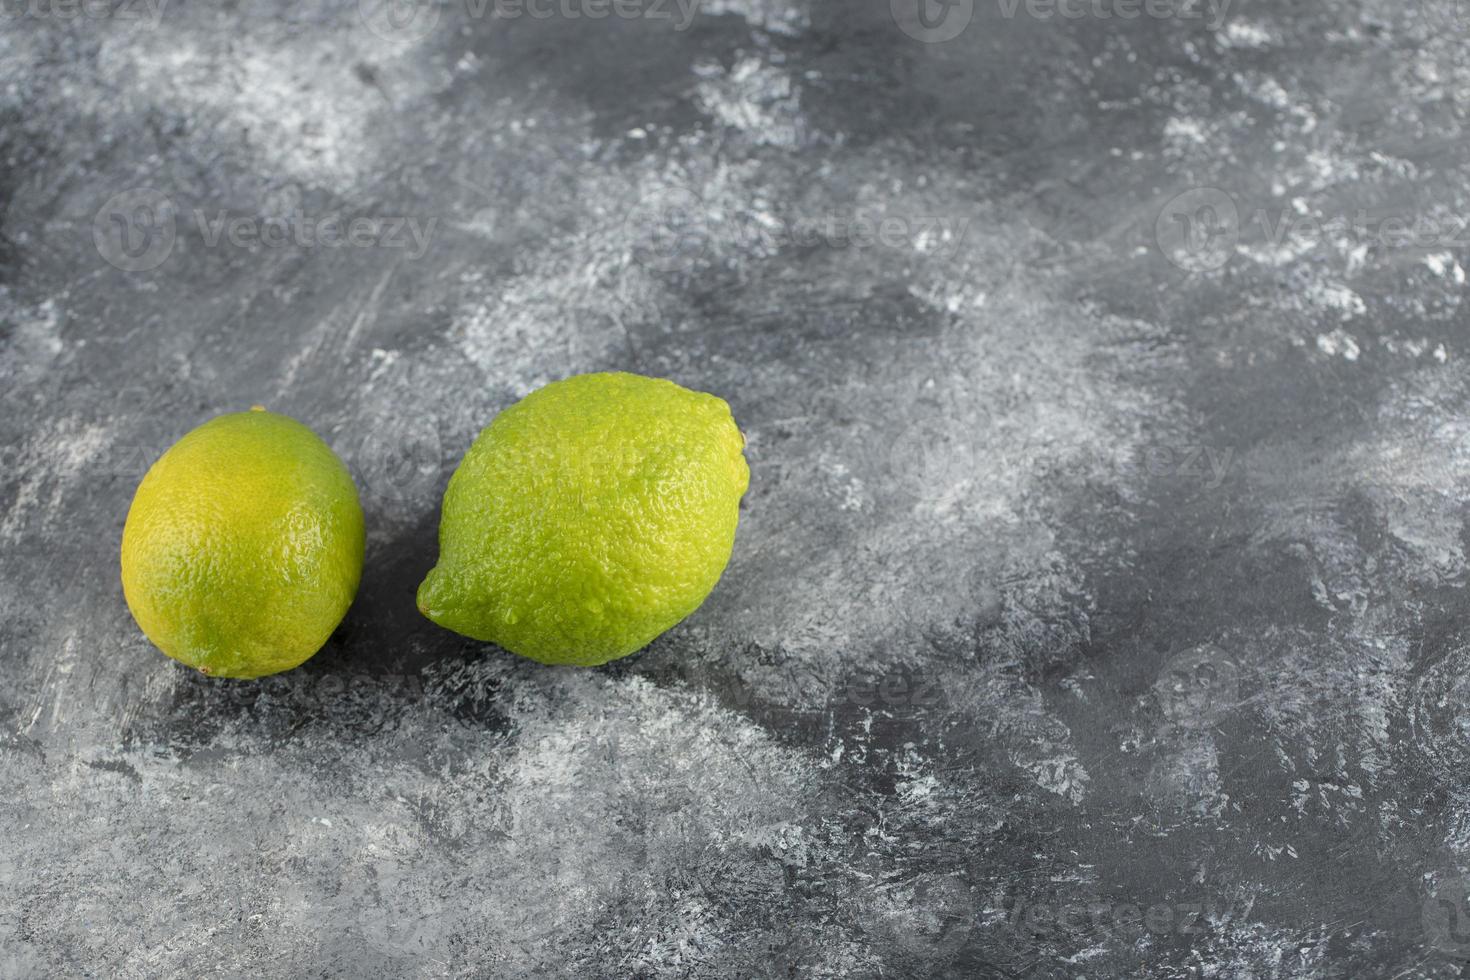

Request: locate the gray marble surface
(4, 0), (1470, 975)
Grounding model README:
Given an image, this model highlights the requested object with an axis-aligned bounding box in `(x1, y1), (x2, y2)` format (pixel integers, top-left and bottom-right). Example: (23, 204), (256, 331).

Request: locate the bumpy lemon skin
(120, 409), (365, 679)
(417, 372), (749, 667)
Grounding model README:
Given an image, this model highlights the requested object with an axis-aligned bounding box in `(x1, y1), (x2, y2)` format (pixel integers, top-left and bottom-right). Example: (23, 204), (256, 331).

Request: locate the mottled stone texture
(3, 0), (1470, 975)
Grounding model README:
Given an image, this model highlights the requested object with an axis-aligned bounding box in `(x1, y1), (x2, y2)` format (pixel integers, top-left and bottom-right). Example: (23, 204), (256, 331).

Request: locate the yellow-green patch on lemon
(121, 408), (365, 679)
(417, 372), (748, 666)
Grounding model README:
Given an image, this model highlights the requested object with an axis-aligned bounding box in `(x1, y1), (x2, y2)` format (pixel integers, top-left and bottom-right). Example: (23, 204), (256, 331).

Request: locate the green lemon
(417, 372), (748, 666)
(121, 408), (365, 679)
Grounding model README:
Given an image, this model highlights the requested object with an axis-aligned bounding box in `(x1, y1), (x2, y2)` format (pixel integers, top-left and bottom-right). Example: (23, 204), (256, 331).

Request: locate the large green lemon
(417, 372), (748, 666)
(120, 408), (365, 679)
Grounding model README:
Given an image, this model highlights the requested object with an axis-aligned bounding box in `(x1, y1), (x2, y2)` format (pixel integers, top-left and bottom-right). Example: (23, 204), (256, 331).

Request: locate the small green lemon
(417, 372), (748, 666)
(121, 408), (365, 679)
